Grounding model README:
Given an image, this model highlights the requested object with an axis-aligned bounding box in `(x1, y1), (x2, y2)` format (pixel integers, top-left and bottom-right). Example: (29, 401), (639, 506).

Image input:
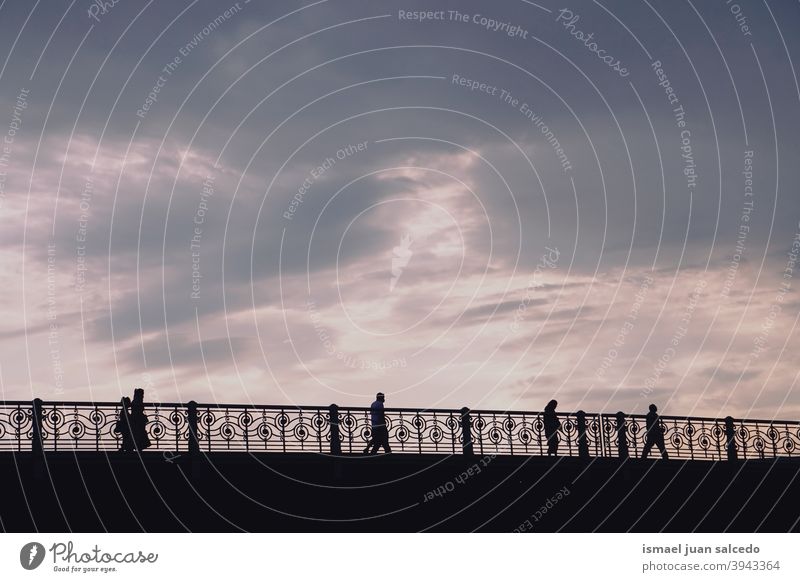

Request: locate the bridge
(1, 399), (798, 460)
(1, 399), (799, 532)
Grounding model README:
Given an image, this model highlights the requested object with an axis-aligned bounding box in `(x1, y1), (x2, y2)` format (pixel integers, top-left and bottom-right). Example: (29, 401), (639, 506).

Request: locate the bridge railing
(336, 406), (463, 454)
(468, 409), (606, 457)
(194, 403), (332, 453)
(616, 415), (800, 461)
(0, 399), (798, 461)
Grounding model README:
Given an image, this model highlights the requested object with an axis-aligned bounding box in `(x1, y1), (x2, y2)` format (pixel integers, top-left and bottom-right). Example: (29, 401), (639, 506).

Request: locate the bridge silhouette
(1, 398), (799, 532)
(2, 398), (798, 461)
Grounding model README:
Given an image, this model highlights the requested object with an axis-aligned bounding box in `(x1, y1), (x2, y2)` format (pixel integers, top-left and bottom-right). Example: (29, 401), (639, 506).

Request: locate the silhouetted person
(642, 403), (668, 460)
(543, 399), (561, 456)
(364, 392), (391, 454)
(113, 397), (134, 452)
(130, 388), (151, 451)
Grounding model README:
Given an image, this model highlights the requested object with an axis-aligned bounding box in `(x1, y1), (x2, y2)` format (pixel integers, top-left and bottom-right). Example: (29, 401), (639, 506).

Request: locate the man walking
(364, 392), (392, 454)
(642, 403), (669, 460)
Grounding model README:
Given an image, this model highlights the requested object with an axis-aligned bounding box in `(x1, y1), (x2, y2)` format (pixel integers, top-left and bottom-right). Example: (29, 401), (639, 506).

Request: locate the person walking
(364, 392), (392, 454)
(129, 388), (152, 451)
(113, 397), (134, 452)
(642, 403), (669, 460)
(543, 399), (561, 456)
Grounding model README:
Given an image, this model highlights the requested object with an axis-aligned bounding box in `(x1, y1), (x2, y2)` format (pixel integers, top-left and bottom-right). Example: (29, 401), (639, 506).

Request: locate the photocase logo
(389, 233), (414, 291)
(20, 542), (46, 570)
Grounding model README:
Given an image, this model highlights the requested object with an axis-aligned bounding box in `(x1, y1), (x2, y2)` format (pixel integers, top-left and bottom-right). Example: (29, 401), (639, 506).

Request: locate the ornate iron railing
(468, 410), (605, 457)
(0, 399), (798, 461)
(337, 407), (462, 454)
(194, 404), (331, 453)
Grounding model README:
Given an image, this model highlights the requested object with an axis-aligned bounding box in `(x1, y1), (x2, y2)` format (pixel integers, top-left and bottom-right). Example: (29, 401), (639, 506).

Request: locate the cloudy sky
(0, 0), (798, 420)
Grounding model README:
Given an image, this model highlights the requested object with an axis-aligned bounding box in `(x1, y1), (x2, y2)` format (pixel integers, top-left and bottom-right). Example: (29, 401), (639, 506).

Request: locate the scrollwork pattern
(1, 401), (796, 460)
(0, 404), (34, 451)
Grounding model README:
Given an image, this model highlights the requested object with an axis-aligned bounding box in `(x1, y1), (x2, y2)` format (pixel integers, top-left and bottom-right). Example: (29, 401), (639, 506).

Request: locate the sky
(0, 0), (798, 420)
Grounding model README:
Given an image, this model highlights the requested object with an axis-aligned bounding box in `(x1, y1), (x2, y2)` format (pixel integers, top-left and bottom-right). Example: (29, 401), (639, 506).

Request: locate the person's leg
(657, 436), (668, 459)
(368, 437), (379, 454)
(642, 437), (653, 459)
(369, 428), (385, 454)
(547, 433), (558, 455)
(372, 428), (387, 453)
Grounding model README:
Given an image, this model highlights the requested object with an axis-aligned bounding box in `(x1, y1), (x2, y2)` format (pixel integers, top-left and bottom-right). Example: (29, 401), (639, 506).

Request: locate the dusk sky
(0, 0), (798, 420)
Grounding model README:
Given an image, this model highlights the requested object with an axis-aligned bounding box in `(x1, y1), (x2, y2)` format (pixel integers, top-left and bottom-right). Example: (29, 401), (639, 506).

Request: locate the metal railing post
(724, 416), (737, 461)
(460, 407), (474, 455)
(616, 411), (629, 459)
(576, 410), (589, 458)
(329, 404), (341, 455)
(187, 401), (199, 455)
(32, 398), (44, 454)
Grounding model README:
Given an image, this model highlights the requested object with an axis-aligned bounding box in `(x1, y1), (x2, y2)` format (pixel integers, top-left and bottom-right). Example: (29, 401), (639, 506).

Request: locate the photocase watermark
(20, 539), (159, 573)
(283, 141), (368, 221)
(641, 278), (707, 398)
(721, 150), (754, 299)
(451, 74), (572, 172)
(74, 175), (94, 294)
(47, 540), (158, 573)
(389, 233), (414, 291)
(726, 0), (753, 38)
(750, 223), (800, 360)
(510, 246), (560, 332)
(595, 275), (653, 380)
(190, 174), (215, 300)
(87, 0), (123, 23)
(398, 10), (530, 39)
(136, 2), (247, 119)
(46, 243), (65, 396)
(306, 299), (407, 371)
(555, 9), (628, 77)
(651, 59), (698, 194)
(20, 542), (46, 570)
(652, 60), (679, 107)
(517, 102), (573, 173)
(0, 87), (29, 210)
(139, 371), (163, 408)
(422, 454), (495, 502)
(677, 115), (698, 193)
(513, 485), (571, 532)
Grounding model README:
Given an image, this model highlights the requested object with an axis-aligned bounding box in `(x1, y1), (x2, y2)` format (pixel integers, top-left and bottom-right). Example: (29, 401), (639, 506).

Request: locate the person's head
(133, 388), (144, 403)
(546, 399), (558, 411)
(649, 404), (657, 413)
(376, 392), (385, 402)
(122, 397), (131, 407)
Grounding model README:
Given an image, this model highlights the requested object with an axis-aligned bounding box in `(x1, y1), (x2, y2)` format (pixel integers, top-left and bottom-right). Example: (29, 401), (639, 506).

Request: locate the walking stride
(364, 392), (392, 454)
(642, 403), (669, 460)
